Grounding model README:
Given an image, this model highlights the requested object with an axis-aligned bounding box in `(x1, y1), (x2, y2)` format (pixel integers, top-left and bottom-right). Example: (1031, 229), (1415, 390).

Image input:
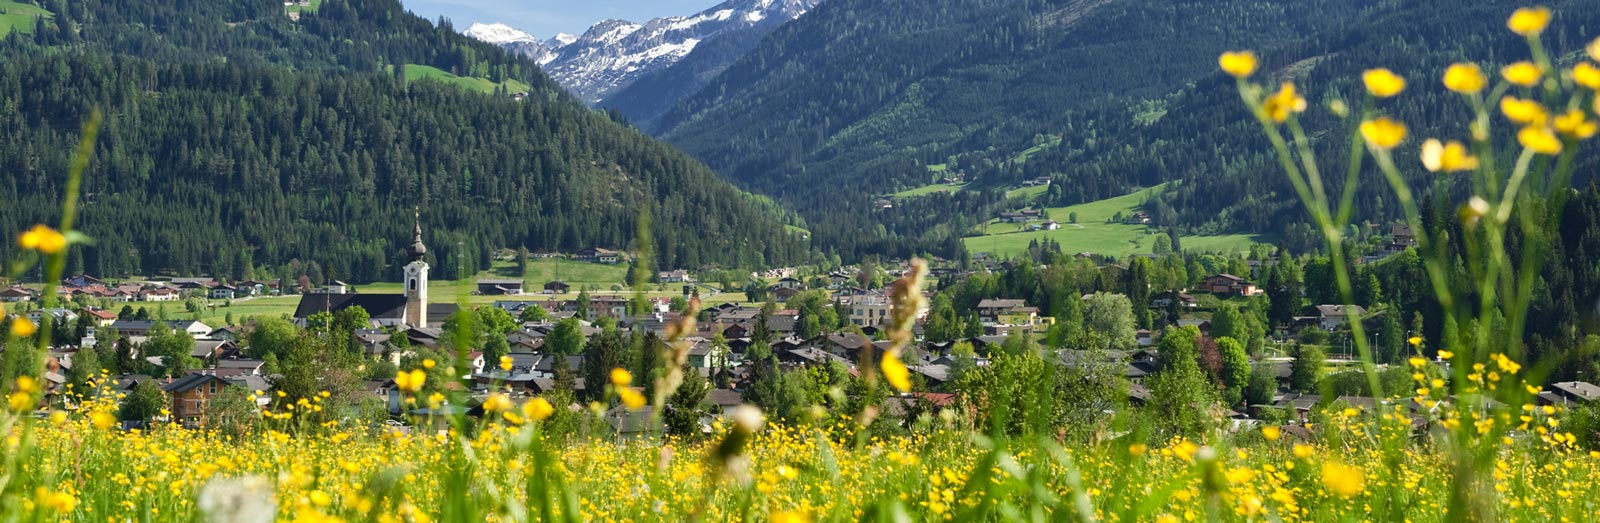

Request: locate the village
(4, 220), (1598, 439)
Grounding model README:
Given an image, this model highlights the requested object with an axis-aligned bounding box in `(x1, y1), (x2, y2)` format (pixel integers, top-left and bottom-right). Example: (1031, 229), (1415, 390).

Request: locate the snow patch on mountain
(464, 0), (821, 104)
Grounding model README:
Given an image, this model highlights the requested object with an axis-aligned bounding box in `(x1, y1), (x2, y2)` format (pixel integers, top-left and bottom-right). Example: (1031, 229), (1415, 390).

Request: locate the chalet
(139, 288), (180, 302)
(1040, 221), (1061, 231)
(1199, 274), (1262, 296)
(80, 308), (118, 327)
(773, 277), (805, 290)
(0, 286), (35, 302)
(543, 281), (571, 294)
(209, 285), (239, 300)
(874, 199), (894, 210)
(1537, 381), (1600, 407)
(770, 286), (801, 302)
(64, 275), (105, 288)
(212, 359), (265, 377)
(585, 295), (630, 319)
(27, 308), (78, 327)
(976, 299), (1028, 322)
(164, 373), (234, 428)
(191, 340), (236, 362)
(575, 248), (623, 264)
(1124, 211), (1152, 224)
(171, 277), (216, 290)
(476, 279), (526, 296)
(1315, 305), (1366, 330)
(657, 270), (694, 283)
(1392, 223), (1417, 246)
(1150, 291), (1199, 309)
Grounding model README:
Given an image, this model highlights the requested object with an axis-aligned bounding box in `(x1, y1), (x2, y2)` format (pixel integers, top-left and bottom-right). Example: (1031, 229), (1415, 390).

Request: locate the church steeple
(403, 208), (430, 326)
(407, 208), (427, 261)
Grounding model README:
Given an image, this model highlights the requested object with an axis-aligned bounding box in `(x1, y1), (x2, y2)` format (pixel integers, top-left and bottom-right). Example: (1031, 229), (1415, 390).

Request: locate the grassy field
(90, 259), (748, 325)
(0, 0), (51, 38)
(283, 0), (323, 14)
(964, 184), (1271, 257)
(397, 64), (532, 95)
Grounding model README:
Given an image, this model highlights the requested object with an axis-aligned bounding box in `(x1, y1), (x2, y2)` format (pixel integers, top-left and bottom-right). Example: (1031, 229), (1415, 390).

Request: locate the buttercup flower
(1420, 139), (1480, 172)
(35, 488), (76, 513)
(10, 316), (37, 338)
(1360, 117), (1408, 149)
(1518, 126), (1564, 154)
(1363, 68), (1406, 98)
(880, 351), (911, 392)
(1408, 336), (1424, 347)
(618, 387), (647, 410)
(1507, 6), (1552, 36)
(1218, 51), (1258, 78)
(610, 368), (633, 387)
(482, 393), (512, 413)
(1443, 63), (1488, 94)
(1321, 462), (1366, 497)
(1553, 110), (1597, 139)
(17, 224), (66, 254)
(1573, 62), (1600, 90)
(523, 397), (555, 421)
(499, 355), (513, 371)
(395, 369), (426, 393)
(1262, 83), (1306, 123)
(1502, 61), (1543, 87)
(1590, 36), (1600, 61)
(1500, 97), (1549, 125)
(1261, 426), (1281, 441)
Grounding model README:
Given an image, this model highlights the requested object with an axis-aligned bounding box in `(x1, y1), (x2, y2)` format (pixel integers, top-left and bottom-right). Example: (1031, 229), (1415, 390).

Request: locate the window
(409, 279), (417, 291)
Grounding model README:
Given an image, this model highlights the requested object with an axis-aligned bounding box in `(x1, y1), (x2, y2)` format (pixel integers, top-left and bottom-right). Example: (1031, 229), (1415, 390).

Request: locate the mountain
(0, 0), (810, 281)
(463, 23), (576, 65)
(649, 0), (1600, 260)
(468, 0), (819, 105)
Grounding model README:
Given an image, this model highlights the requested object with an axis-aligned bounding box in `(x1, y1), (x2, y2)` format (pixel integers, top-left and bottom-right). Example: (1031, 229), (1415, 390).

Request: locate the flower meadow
(7, 5), (1600, 523)
(7, 392), (1600, 523)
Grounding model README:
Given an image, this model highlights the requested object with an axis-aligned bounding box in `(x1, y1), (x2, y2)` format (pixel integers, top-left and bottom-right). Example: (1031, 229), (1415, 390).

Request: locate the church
(292, 215), (457, 328)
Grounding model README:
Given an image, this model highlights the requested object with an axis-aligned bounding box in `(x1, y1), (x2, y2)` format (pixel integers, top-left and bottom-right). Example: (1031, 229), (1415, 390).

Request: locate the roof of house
(163, 373), (231, 393)
(1550, 381), (1600, 401)
(977, 299), (1027, 309)
(1207, 273), (1247, 282)
(293, 293), (409, 320)
(477, 279), (525, 286)
(1314, 305), (1367, 317)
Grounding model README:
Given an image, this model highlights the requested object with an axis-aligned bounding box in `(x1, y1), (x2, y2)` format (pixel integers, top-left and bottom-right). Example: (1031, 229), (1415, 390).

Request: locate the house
(658, 270), (694, 284)
(171, 277), (217, 290)
(164, 373), (234, 428)
(1150, 291), (1199, 309)
(139, 288), (180, 302)
(841, 294), (894, 328)
(998, 209), (1043, 223)
(80, 308), (119, 327)
(209, 285), (239, 300)
(27, 308), (78, 327)
(476, 279), (526, 296)
(1040, 221), (1061, 231)
(1200, 274), (1262, 296)
(543, 281), (571, 294)
(1538, 382), (1600, 406)
(976, 299), (1028, 322)
(63, 275), (105, 288)
(0, 286), (35, 302)
(874, 199), (894, 210)
(575, 248), (623, 264)
(191, 340), (236, 362)
(1392, 223), (1417, 246)
(774, 277), (805, 291)
(1315, 305), (1367, 330)
(1124, 211), (1152, 224)
(770, 286), (801, 303)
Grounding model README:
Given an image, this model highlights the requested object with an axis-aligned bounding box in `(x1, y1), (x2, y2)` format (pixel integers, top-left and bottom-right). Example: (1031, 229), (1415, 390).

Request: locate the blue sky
(403, 0), (720, 39)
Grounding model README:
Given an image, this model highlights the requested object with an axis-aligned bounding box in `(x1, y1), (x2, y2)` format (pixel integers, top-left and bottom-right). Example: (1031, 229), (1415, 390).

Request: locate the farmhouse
(1199, 274), (1262, 296)
(477, 279), (526, 295)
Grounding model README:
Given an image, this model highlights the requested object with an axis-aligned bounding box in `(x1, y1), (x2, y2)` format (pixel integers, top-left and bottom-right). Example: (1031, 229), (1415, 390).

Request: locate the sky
(402, 0), (720, 39)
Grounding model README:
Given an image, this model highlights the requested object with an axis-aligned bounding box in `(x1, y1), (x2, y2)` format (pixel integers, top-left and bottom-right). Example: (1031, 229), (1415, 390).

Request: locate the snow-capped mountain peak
(465, 0), (822, 104)
(463, 23), (537, 45)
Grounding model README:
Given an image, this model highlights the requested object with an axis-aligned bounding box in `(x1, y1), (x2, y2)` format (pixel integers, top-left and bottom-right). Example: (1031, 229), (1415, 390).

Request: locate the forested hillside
(0, 0), (810, 282)
(651, 0), (1600, 259)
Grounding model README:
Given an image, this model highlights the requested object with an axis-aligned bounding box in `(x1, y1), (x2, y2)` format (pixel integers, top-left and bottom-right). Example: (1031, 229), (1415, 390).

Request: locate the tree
(477, 307), (518, 336)
(248, 318), (299, 360)
(575, 291), (592, 320)
(1068, 211), (1078, 224)
(120, 380), (166, 423)
(1210, 305), (1242, 342)
(67, 343), (102, 389)
(1146, 341), (1214, 438)
(663, 366), (709, 438)
(483, 336), (510, 373)
(1243, 364), (1279, 406)
(580, 328), (628, 401)
(1217, 337), (1250, 405)
(1380, 304), (1405, 364)
(518, 305), (550, 323)
(547, 318), (586, 355)
(204, 387), (260, 438)
(1288, 343), (1324, 393)
(145, 321), (197, 378)
(1082, 292), (1137, 350)
(517, 247), (530, 277)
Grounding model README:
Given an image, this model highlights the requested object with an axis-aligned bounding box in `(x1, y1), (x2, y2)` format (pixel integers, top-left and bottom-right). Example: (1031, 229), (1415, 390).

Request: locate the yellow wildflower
(10, 316), (37, 338)
(1507, 6), (1552, 36)
(1500, 96), (1549, 125)
(499, 355), (513, 371)
(482, 393), (512, 413)
(35, 487), (76, 513)
(1591, 37), (1600, 61)
(1363, 68), (1406, 98)
(90, 410), (117, 430)
(1359, 117), (1408, 149)
(1573, 62), (1600, 90)
(1443, 63), (1487, 94)
(1293, 444), (1315, 458)
(610, 368), (633, 387)
(1128, 443), (1148, 456)
(1261, 426), (1281, 441)
(618, 387), (647, 410)
(1262, 83), (1306, 123)
(422, 358), (436, 370)
(771, 510), (811, 523)
(1321, 462), (1366, 497)
(395, 369), (426, 393)
(523, 397), (555, 421)
(1501, 61), (1544, 87)
(1420, 139), (1479, 172)
(1218, 51), (1258, 78)
(1408, 336), (1424, 347)
(1553, 110), (1597, 139)
(1438, 350), (1454, 360)
(1518, 126), (1564, 155)
(880, 351), (911, 392)
(17, 224), (67, 254)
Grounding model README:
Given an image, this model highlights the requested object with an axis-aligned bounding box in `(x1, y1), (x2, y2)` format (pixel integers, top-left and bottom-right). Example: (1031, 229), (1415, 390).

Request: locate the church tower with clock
(403, 212), (429, 326)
